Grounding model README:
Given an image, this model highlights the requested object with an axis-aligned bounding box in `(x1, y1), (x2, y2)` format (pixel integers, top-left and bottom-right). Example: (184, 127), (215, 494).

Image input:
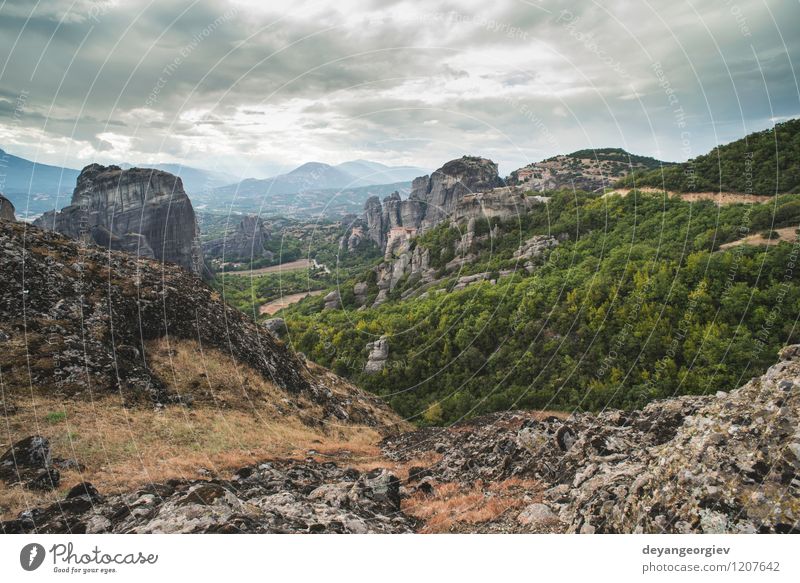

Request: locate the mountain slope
(508, 148), (671, 192)
(336, 160), (428, 184)
(617, 118), (800, 194)
(0, 148), (80, 217)
(0, 218), (398, 418)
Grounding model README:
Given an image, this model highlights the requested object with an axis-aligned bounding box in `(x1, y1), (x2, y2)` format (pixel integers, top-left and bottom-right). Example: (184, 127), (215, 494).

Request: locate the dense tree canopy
(283, 190), (800, 425)
(617, 119), (800, 194)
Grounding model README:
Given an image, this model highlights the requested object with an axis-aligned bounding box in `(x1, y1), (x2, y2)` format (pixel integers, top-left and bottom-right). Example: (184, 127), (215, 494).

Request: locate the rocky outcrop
(2, 460), (413, 534)
(363, 157), (519, 251)
(0, 436), (59, 491)
(202, 215), (273, 263)
(264, 317), (287, 337)
(412, 156), (505, 230)
(0, 194), (15, 221)
(323, 290), (340, 311)
(508, 149), (664, 193)
(353, 282), (369, 306)
(364, 336), (389, 374)
(513, 235), (559, 272)
(0, 220), (396, 425)
(371, 243), (435, 306)
(33, 164), (206, 276)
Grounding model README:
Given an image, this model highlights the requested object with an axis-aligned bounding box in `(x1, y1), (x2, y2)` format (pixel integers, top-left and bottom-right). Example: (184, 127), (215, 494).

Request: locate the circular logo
(20, 543), (46, 571)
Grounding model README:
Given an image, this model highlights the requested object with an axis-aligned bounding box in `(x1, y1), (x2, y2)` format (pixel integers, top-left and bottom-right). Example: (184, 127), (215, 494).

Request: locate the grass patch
(44, 411), (66, 424)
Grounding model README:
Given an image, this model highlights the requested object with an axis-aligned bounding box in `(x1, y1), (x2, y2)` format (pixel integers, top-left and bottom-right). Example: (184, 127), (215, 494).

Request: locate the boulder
(517, 503), (561, 528)
(353, 282), (369, 305)
(0, 436), (60, 491)
(364, 335), (389, 373)
(264, 318), (287, 337)
(323, 290), (340, 310)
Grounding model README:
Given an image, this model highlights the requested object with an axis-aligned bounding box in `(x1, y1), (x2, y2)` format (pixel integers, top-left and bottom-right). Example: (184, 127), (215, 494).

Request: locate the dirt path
(607, 187), (774, 205)
(719, 226), (799, 250)
(259, 290), (324, 315)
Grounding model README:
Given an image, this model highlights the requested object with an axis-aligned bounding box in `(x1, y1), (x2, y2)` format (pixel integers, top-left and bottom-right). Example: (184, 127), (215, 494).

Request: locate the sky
(0, 0), (799, 179)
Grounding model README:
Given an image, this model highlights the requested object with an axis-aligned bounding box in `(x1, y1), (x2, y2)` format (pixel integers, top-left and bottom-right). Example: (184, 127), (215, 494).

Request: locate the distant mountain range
(119, 163), (238, 193)
(0, 147), (428, 218)
(0, 148), (80, 217)
(213, 160), (429, 199)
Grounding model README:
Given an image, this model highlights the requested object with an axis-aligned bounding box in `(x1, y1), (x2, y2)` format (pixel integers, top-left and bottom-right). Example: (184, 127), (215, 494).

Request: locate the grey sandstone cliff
(33, 164), (205, 275)
(363, 156), (524, 250)
(202, 214), (272, 263)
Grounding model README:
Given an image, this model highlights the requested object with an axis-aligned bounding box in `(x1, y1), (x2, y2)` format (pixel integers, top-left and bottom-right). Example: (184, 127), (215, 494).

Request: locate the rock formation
(1, 459), (412, 534)
(363, 156), (527, 251)
(33, 164), (206, 276)
(508, 148), (665, 193)
(323, 290), (340, 310)
(0, 194), (15, 221)
(364, 336), (389, 374)
(202, 215), (273, 263)
(0, 436), (59, 491)
(264, 317), (287, 337)
(513, 235), (560, 272)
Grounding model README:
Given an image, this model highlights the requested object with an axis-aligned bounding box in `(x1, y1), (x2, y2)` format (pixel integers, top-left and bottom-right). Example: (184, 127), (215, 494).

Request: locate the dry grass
(224, 258), (312, 276)
(0, 339), (387, 520)
(259, 290), (324, 315)
(403, 477), (543, 533)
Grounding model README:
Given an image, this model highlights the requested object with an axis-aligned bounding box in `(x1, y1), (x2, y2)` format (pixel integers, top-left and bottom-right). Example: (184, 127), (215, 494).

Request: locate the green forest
(283, 190), (800, 425)
(617, 118), (800, 194)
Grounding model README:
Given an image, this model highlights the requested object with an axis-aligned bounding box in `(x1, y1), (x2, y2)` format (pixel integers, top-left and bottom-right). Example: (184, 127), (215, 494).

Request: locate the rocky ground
(3, 344), (798, 533)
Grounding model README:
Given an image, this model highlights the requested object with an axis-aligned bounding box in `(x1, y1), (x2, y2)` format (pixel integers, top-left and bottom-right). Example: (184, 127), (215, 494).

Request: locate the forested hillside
(283, 190), (800, 424)
(617, 119), (800, 194)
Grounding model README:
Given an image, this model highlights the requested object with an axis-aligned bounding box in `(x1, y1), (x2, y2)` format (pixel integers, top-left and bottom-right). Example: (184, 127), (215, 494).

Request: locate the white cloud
(0, 0), (797, 175)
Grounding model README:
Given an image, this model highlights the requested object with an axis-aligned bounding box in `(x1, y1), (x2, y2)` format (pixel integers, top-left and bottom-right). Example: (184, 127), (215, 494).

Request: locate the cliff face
(0, 194), (15, 221)
(202, 214), (273, 263)
(33, 164), (206, 276)
(363, 157), (514, 250)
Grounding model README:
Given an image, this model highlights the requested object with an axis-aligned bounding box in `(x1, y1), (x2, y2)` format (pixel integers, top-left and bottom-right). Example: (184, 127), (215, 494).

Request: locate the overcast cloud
(0, 0), (798, 178)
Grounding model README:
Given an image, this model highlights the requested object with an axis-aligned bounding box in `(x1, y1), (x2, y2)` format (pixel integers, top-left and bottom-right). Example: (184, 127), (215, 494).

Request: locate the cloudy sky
(0, 0), (798, 178)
